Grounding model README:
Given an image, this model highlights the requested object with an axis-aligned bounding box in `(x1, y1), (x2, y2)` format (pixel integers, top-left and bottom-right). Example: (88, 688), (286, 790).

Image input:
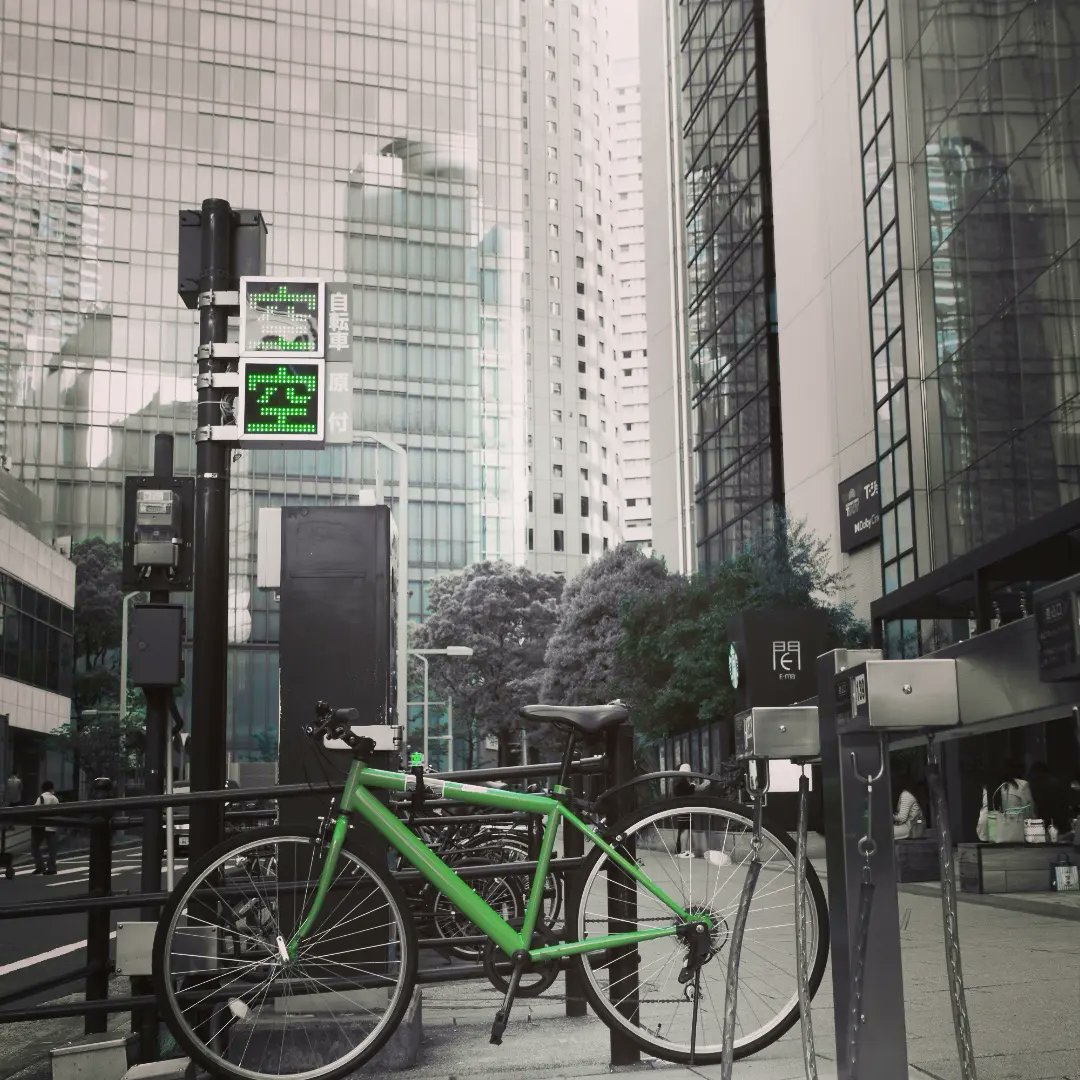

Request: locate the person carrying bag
(979, 760), (1034, 843)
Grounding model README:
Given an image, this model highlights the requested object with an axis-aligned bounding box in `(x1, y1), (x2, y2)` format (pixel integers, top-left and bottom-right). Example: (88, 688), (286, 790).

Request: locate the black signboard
(838, 464), (881, 552)
(1033, 574), (1080, 681)
(727, 607), (831, 709)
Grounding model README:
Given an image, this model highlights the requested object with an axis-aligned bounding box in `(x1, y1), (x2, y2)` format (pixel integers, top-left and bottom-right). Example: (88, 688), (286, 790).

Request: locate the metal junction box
(835, 658), (960, 731)
(134, 488), (181, 567)
(736, 706), (821, 760)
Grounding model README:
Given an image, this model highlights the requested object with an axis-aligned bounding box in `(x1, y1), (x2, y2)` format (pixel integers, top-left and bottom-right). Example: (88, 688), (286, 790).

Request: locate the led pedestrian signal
(239, 277), (325, 357)
(237, 359), (325, 444)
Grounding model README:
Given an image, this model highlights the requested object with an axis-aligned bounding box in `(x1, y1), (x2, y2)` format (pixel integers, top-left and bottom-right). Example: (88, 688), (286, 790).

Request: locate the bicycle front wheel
(571, 797), (827, 1064)
(153, 826), (417, 1080)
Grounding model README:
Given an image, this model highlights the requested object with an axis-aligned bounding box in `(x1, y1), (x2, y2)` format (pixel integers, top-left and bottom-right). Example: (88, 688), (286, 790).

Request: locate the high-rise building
(0, 0), (623, 761)
(647, 0), (1080, 634)
(522, 0), (622, 573)
(612, 54), (652, 552)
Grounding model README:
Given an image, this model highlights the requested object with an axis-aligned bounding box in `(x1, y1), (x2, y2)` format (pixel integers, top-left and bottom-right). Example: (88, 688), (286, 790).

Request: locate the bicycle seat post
(554, 730), (577, 794)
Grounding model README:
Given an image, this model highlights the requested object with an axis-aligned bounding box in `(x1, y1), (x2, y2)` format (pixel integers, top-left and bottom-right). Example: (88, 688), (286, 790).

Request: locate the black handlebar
(305, 701), (375, 759)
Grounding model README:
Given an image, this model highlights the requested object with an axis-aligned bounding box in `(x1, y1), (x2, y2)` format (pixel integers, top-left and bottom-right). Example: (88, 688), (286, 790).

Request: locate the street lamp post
(118, 592), (140, 727)
(356, 431), (409, 737)
(409, 646), (473, 768)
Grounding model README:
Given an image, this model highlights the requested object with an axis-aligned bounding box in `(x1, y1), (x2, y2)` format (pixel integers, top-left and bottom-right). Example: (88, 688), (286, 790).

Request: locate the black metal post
(563, 769), (587, 1019)
(131, 434), (174, 1060)
(85, 810), (112, 1035)
(606, 722), (640, 1067)
(190, 199), (234, 861)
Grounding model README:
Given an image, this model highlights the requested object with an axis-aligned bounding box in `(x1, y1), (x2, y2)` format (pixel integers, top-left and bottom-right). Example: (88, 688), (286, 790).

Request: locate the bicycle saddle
(518, 702), (629, 737)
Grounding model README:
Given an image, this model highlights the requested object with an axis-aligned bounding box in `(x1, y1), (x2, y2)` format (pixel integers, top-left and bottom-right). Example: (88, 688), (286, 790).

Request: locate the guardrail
(0, 743), (642, 1066)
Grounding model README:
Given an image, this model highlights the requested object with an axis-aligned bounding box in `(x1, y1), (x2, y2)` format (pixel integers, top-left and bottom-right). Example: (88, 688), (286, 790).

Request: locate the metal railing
(0, 734), (641, 1066)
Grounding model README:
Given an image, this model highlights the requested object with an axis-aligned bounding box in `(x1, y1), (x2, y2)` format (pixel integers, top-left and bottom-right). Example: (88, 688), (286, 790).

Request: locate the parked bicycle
(153, 700), (828, 1079)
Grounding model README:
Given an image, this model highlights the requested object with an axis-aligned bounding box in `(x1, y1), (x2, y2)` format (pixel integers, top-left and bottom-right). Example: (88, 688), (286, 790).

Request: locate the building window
(575, 229), (585, 243)
(553, 464), (563, 477)
(576, 255), (585, 268)
(549, 274), (560, 289)
(546, 94), (557, 108)
(549, 249), (560, 264)
(601, 473), (607, 485)
(549, 223), (560, 237)
(581, 533), (591, 555)
(624, 368), (632, 377)
(550, 299), (561, 315)
(579, 440), (588, 453)
(603, 537), (609, 551)
(553, 435), (563, 449)
(547, 197), (559, 211)
(580, 468), (589, 481)
(627, 498), (636, 507)
(546, 70), (557, 82)
(578, 387), (587, 400)
(577, 334), (586, 346)
(602, 501), (609, 521)
(554, 530), (565, 552)
(547, 145), (558, 159)
(552, 381), (562, 395)
(546, 119), (558, 133)
(580, 496), (589, 516)
(577, 307), (586, 320)
(550, 327), (561, 341)
(547, 170), (558, 184)
(551, 354), (562, 368)
(579, 414), (588, 427)
(576, 282), (585, 295)
(546, 44), (556, 59)
(578, 360), (586, 373)
(551, 409), (562, 422)
(528, 491), (534, 512)
(599, 367), (605, 379)
(553, 493), (564, 514)
(625, 423), (632, 431)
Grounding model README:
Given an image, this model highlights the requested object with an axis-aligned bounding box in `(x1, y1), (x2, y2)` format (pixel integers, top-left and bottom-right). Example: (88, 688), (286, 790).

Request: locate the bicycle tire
(568, 796), (828, 1065)
(153, 825), (417, 1080)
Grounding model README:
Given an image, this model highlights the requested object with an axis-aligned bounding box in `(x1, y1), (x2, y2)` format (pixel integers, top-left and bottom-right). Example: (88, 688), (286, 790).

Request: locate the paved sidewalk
(357, 885), (1079, 1080)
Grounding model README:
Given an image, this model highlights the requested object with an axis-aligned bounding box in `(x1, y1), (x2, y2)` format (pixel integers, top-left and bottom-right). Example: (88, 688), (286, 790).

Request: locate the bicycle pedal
(489, 1011), (508, 1045)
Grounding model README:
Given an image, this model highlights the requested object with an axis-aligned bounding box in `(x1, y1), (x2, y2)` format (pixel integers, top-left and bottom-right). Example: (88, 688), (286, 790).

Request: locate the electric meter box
(134, 489), (181, 567)
(122, 476), (195, 592)
(834, 658), (960, 732)
(736, 706), (820, 760)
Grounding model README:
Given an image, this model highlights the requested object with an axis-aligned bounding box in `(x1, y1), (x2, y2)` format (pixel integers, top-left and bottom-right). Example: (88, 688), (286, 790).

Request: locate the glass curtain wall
(0, 0), (528, 761)
(906, 0), (1080, 562)
(679, 0), (782, 568)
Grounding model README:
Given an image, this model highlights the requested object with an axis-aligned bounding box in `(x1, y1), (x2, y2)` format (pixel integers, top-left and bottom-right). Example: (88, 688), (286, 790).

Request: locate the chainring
(482, 923), (560, 999)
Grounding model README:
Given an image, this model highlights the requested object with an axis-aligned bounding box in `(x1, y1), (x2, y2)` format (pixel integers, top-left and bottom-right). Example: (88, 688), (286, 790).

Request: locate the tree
(541, 545), (673, 706)
(619, 514), (870, 738)
(71, 538), (125, 711)
(411, 561), (564, 765)
(48, 712), (145, 784)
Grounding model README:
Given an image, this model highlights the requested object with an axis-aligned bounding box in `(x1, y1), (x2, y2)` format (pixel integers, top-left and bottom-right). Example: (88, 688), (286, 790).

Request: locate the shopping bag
(1052, 857), (1078, 892)
(987, 811), (1025, 843)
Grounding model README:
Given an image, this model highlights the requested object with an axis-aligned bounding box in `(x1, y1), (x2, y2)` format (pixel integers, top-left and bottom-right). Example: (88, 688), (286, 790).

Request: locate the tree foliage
(48, 713), (145, 783)
(619, 514), (870, 737)
(541, 545), (673, 705)
(72, 537), (124, 668)
(411, 561), (564, 764)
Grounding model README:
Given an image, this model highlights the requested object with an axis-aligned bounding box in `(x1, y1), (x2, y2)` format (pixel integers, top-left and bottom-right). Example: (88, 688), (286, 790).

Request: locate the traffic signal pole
(189, 198), (235, 861)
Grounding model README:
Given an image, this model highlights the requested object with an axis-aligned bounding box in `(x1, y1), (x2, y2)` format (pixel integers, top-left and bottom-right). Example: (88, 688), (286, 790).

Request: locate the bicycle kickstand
(490, 952), (528, 1045)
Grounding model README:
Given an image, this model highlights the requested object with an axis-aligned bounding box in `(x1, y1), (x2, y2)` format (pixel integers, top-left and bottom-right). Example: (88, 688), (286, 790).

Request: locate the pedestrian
(31, 780), (59, 875)
(4, 771), (22, 807)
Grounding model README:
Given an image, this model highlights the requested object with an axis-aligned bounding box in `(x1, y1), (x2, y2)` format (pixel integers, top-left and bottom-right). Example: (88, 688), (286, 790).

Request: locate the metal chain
(927, 737), (979, 1080)
(795, 768), (818, 1080)
(847, 743), (883, 1074)
(721, 772), (765, 1080)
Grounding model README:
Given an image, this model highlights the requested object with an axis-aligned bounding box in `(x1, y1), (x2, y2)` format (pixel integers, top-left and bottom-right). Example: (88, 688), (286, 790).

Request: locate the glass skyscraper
(676, 0), (782, 568)
(0, 0), (622, 760)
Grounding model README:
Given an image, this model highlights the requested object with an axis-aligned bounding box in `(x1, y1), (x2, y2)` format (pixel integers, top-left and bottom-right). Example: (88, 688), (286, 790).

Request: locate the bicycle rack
(735, 704), (822, 1080)
(820, 652), (974, 1080)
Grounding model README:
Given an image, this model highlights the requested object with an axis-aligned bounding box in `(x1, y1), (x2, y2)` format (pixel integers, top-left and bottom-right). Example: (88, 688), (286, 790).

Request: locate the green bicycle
(153, 701), (828, 1079)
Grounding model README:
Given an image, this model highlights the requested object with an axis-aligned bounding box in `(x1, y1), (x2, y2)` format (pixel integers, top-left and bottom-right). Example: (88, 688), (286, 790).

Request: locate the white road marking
(0, 932), (117, 977)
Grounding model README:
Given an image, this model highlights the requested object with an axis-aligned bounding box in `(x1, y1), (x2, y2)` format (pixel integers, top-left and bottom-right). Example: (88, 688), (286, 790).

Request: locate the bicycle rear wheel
(570, 797), (827, 1064)
(153, 825), (417, 1080)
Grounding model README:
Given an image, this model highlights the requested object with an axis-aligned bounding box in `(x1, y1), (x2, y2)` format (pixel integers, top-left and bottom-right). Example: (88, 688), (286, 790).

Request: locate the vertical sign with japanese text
(324, 283), (354, 445)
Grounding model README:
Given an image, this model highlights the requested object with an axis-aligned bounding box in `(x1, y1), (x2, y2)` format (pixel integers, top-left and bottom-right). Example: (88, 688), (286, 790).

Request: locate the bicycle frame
(288, 760), (695, 962)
